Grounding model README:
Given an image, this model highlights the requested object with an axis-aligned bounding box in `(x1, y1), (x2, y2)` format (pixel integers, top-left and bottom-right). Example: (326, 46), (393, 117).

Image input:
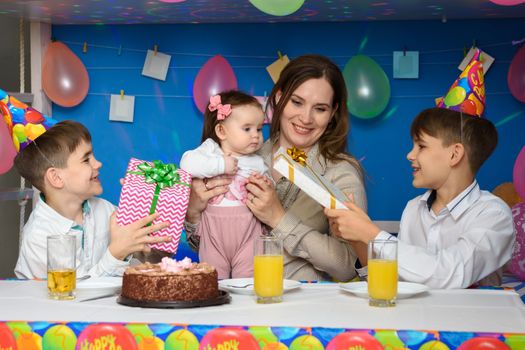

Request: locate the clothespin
(463, 45), (467, 57)
(154, 44), (158, 56)
(120, 89), (124, 100)
(403, 46), (407, 56)
(83, 41), (87, 54)
(117, 45), (122, 56)
(277, 51), (283, 60)
(472, 39), (477, 49)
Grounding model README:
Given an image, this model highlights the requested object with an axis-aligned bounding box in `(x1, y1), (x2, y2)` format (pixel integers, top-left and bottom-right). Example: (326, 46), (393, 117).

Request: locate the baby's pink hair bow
(208, 95), (232, 120)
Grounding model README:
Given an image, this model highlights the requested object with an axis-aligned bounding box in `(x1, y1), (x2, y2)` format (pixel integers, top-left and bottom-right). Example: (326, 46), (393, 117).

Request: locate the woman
(185, 54), (366, 281)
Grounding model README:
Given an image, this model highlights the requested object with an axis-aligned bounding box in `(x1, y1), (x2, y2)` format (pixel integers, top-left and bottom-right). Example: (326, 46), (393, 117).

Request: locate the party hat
(435, 49), (485, 117)
(0, 88), (58, 153)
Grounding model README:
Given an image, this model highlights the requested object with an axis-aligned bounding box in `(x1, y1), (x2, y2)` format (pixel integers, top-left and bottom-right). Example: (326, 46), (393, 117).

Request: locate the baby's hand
(224, 155), (238, 175)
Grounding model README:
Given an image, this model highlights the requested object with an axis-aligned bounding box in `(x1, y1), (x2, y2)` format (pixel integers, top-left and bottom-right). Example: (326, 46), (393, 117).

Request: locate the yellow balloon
(25, 123), (46, 141)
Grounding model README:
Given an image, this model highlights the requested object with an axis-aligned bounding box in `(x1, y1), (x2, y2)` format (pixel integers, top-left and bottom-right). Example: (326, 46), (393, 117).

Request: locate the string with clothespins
(17, 18), (29, 248)
(61, 36), (524, 60)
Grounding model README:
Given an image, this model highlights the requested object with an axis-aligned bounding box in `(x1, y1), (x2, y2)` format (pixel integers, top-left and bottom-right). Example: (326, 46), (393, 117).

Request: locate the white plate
(219, 278), (301, 295)
(76, 277), (122, 296)
(339, 281), (429, 299)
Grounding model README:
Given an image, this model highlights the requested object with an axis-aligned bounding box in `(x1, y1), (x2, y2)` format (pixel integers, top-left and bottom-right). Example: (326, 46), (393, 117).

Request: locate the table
(1, 280), (524, 349)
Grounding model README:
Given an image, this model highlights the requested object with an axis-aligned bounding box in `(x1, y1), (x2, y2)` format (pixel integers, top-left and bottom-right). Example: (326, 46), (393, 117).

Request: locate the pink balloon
(514, 146), (525, 199)
(0, 106), (16, 174)
(508, 44), (525, 103)
(42, 41), (89, 107)
(510, 201), (525, 282)
(490, 0), (525, 5)
(193, 55), (237, 113)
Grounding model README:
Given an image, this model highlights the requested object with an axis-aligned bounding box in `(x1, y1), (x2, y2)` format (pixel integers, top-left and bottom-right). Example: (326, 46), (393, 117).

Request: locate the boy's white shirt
(15, 196), (132, 279)
(180, 138), (270, 206)
(375, 180), (515, 289)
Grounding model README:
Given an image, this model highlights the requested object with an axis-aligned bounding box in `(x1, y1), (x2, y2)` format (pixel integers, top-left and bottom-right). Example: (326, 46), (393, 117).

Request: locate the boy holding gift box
(325, 51), (515, 288)
(12, 119), (170, 279)
(116, 157), (192, 257)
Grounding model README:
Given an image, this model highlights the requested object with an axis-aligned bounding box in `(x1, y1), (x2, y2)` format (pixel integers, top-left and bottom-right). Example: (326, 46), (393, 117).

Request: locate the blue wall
(52, 20), (525, 222)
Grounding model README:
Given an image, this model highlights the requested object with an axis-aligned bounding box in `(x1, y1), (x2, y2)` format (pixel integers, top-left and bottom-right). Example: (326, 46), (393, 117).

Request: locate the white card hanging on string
(459, 47), (494, 74)
(266, 52), (289, 83)
(393, 51), (419, 79)
(109, 90), (135, 123)
(142, 45), (171, 81)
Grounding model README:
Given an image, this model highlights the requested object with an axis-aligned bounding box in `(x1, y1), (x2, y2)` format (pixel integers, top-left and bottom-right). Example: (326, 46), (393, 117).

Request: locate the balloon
(490, 0), (525, 5)
(193, 55), (237, 113)
(0, 103), (17, 174)
(249, 0), (305, 16)
(326, 332), (383, 350)
(165, 329), (199, 350)
(444, 86), (467, 106)
(0, 323), (16, 350)
(457, 337), (511, 349)
(460, 99), (477, 115)
(200, 327), (260, 350)
(77, 324), (138, 350)
(514, 146), (525, 199)
(42, 41), (89, 107)
(508, 44), (525, 103)
(343, 55), (391, 119)
(492, 182), (523, 208)
(43, 325), (77, 349)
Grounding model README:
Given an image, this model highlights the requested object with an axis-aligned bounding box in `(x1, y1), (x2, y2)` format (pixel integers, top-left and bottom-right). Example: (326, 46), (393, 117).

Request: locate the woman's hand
(186, 175), (231, 224)
(246, 173), (285, 229)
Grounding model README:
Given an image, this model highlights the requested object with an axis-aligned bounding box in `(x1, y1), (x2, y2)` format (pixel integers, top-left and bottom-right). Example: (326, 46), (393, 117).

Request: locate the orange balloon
(42, 41), (89, 107)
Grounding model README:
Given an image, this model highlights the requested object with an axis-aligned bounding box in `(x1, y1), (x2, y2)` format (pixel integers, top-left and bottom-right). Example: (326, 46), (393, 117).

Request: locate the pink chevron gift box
(116, 158), (192, 254)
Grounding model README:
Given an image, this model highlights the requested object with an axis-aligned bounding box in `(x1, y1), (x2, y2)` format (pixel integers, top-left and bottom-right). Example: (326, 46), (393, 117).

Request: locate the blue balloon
(457, 77), (471, 93)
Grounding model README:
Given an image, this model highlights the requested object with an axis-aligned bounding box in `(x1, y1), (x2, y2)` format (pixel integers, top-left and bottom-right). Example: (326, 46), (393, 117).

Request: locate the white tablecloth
(1, 280), (524, 333)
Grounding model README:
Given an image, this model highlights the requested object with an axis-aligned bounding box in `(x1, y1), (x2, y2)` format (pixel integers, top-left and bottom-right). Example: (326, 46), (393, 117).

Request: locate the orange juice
(368, 259), (397, 300)
(254, 255), (283, 297)
(48, 269), (76, 300)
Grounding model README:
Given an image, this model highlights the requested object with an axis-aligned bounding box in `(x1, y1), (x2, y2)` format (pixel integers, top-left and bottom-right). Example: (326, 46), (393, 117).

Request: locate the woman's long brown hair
(268, 54), (362, 176)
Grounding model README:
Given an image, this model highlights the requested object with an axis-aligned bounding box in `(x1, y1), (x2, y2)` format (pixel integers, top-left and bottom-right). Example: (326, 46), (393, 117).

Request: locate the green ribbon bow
(128, 160), (190, 219)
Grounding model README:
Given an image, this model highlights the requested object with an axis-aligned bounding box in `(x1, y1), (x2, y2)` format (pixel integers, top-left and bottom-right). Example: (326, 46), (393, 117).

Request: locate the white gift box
(273, 147), (348, 209)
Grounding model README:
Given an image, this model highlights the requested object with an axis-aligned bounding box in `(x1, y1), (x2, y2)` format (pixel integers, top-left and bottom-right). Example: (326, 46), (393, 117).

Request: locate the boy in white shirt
(13, 120), (171, 279)
(325, 107), (515, 288)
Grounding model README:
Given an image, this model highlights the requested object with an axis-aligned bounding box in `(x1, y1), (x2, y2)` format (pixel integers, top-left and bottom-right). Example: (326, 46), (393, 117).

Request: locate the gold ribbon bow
(287, 146), (307, 166)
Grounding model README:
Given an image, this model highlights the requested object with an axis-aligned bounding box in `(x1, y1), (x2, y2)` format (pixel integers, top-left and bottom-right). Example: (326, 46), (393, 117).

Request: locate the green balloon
(343, 55), (391, 119)
(249, 0), (305, 16)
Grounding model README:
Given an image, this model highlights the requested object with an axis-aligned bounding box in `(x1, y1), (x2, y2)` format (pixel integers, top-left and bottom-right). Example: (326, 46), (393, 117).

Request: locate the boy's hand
(109, 212), (171, 260)
(324, 201), (380, 244)
(224, 155), (238, 175)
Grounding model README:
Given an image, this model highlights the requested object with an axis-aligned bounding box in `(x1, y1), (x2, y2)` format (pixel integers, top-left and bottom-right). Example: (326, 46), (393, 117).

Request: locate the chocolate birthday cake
(121, 257), (219, 302)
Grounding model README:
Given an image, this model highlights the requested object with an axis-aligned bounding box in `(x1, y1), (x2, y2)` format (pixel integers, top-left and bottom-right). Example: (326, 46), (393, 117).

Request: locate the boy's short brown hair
(14, 120), (91, 192)
(410, 107), (498, 174)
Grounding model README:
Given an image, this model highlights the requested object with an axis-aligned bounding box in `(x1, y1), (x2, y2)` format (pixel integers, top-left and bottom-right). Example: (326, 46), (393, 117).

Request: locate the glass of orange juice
(47, 235), (76, 300)
(367, 239), (397, 307)
(253, 234), (283, 304)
